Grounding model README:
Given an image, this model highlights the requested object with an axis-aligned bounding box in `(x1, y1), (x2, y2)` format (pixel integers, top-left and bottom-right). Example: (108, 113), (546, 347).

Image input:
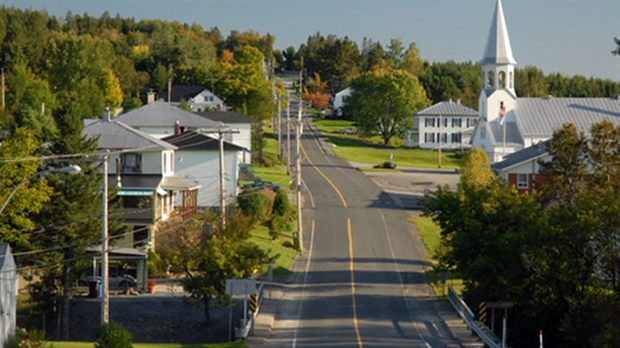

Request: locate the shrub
(373, 161), (396, 169)
(147, 251), (166, 277)
(3, 328), (51, 348)
(282, 240), (295, 249)
(272, 188), (290, 217)
(238, 188), (275, 222)
(268, 216), (294, 240)
(94, 322), (133, 348)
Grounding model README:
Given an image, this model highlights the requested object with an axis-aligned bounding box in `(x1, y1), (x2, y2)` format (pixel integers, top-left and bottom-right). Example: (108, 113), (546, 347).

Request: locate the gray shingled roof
(83, 118), (176, 151)
(157, 85), (205, 103)
(481, 0), (516, 65)
(115, 101), (224, 128)
(162, 176), (201, 190)
(515, 97), (620, 136)
(489, 120), (523, 146)
(415, 101), (478, 116)
(491, 139), (550, 171)
(162, 131), (246, 152)
(195, 111), (261, 125)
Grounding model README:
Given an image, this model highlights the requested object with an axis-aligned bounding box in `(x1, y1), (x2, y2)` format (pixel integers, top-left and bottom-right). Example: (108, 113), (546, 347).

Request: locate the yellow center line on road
(300, 141), (362, 347)
(300, 142), (347, 208)
(349, 218), (364, 348)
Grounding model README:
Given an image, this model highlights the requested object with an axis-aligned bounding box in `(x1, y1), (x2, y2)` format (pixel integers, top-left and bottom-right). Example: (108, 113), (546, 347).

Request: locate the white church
(472, 0), (620, 163)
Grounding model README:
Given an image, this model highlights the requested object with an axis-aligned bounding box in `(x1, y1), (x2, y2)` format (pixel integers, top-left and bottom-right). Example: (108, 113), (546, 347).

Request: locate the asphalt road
(257, 81), (466, 347)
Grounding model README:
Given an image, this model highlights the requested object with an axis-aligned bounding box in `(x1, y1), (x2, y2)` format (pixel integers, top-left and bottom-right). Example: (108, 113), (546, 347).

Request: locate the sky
(2, 0), (619, 82)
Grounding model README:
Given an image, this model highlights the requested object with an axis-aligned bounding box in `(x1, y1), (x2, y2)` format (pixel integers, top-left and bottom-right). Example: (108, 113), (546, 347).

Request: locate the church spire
(480, 0), (516, 94)
(481, 0), (516, 65)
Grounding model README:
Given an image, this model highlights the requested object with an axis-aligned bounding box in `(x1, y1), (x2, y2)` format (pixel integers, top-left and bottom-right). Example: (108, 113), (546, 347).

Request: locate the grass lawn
(312, 117), (465, 170)
(250, 222), (298, 276)
(410, 215), (464, 299)
(51, 341), (247, 348)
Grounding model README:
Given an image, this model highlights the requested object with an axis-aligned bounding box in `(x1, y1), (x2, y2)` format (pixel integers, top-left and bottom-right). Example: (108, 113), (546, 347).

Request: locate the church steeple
(480, 0), (516, 94)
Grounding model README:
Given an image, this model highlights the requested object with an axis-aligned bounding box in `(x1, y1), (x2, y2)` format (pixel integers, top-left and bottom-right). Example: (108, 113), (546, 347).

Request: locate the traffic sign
(249, 293), (258, 312)
(486, 301), (513, 309)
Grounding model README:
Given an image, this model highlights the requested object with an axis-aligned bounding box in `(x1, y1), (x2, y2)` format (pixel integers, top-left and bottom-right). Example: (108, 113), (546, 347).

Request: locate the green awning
(118, 189), (153, 197)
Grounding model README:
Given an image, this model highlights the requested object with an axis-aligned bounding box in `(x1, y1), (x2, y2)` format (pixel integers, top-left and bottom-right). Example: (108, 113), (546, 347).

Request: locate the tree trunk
(258, 124), (264, 165)
(203, 298), (212, 325)
(61, 264), (71, 340)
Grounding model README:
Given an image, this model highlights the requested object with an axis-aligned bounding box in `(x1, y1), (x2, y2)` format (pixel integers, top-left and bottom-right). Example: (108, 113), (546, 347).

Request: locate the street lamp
(0, 165), (82, 215)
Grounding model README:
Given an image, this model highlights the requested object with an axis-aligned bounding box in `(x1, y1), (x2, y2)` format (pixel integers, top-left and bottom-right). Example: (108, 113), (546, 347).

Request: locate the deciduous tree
(345, 68), (429, 144)
(156, 210), (269, 325)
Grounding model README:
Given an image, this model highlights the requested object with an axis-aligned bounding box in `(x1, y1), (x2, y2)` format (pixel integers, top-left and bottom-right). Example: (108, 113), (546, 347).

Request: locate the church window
(517, 174), (528, 189)
(499, 71), (506, 88)
(487, 71), (495, 88)
(509, 72), (513, 88)
(481, 125), (486, 140)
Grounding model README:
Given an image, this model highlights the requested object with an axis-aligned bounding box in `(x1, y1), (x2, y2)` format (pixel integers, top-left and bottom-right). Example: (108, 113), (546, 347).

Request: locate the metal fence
(447, 286), (503, 348)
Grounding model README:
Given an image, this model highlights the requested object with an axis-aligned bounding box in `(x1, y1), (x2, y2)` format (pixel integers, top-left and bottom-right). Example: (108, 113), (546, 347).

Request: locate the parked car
(242, 180), (280, 192)
(79, 273), (137, 290)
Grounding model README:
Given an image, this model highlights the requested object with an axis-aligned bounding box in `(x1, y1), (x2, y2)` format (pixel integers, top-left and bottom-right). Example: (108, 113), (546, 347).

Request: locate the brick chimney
(147, 89), (155, 104)
(174, 120), (181, 135)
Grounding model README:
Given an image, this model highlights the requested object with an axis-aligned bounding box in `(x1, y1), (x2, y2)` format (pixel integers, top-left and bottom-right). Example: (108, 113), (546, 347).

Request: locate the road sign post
(486, 302), (513, 348)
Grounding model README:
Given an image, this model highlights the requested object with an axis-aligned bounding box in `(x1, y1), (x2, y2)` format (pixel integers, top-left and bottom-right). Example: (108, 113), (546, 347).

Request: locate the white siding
(142, 152), (163, 174)
(0, 246), (17, 347)
(174, 150), (240, 207)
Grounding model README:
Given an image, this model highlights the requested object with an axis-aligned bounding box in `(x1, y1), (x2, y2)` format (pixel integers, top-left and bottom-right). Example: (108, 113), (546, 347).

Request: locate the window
(121, 153), (142, 174)
(481, 125), (486, 140)
(425, 117), (435, 127)
(451, 133), (462, 143)
(517, 174), (528, 189)
(443, 117), (448, 128)
(425, 133), (436, 143)
(452, 118), (462, 127)
(499, 71), (506, 88)
(509, 72), (513, 88)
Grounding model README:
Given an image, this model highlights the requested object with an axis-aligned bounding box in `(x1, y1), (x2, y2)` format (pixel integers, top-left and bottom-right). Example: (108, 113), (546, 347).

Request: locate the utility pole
(1, 68), (5, 109)
(277, 95), (282, 159)
(296, 106), (303, 252)
(218, 129), (226, 231)
(438, 114), (442, 168)
(101, 151), (109, 324)
(286, 92), (291, 175)
(202, 128), (239, 230)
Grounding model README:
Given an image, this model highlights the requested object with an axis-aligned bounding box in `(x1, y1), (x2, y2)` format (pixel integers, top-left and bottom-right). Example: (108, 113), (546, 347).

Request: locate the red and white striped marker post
(539, 330), (543, 348)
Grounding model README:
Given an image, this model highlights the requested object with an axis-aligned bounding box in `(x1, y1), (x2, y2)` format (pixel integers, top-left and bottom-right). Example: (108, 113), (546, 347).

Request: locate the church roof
(414, 101), (478, 116)
(491, 139), (550, 171)
(515, 97), (620, 136)
(481, 0), (516, 65)
(489, 121), (523, 147)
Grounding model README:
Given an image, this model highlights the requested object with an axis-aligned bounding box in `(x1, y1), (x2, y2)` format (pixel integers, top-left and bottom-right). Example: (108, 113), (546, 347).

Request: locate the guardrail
(235, 282), (264, 340)
(447, 286), (503, 348)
